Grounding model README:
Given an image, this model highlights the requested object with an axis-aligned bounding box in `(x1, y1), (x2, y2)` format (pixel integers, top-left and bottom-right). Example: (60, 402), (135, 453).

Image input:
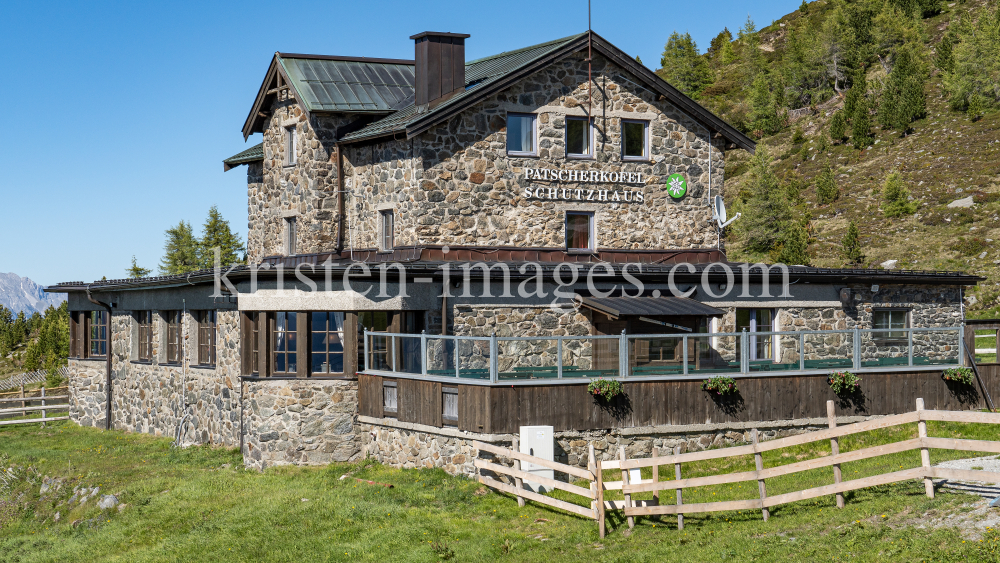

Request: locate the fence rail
(364, 326), (963, 385)
(475, 398), (1000, 538)
(0, 385), (69, 427)
(0, 368), (68, 391)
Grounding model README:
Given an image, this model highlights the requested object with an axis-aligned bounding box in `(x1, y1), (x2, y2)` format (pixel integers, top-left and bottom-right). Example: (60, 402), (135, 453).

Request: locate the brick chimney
(410, 32), (470, 108)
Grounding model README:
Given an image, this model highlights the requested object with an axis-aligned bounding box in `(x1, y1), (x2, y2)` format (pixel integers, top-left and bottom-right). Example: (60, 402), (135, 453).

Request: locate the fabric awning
(574, 295), (725, 318)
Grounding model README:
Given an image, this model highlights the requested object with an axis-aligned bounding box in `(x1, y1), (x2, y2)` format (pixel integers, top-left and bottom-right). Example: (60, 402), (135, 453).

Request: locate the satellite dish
(713, 195), (741, 229)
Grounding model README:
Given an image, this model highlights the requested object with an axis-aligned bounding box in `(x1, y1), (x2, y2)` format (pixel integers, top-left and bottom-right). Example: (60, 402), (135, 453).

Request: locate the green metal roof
(342, 33), (585, 142)
(278, 56), (415, 113)
(223, 142), (263, 171)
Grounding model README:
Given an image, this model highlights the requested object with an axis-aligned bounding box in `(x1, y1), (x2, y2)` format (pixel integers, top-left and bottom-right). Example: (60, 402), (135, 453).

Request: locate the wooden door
(594, 321), (626, 371)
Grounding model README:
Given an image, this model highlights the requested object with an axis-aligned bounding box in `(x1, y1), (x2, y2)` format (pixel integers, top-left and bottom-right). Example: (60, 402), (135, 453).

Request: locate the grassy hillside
(657, 0), (1000, 317)
(2, 421), (1000, 562)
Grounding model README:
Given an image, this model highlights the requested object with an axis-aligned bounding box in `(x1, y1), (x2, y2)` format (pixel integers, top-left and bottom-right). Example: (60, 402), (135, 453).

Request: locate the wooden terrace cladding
(359, 367), (1000, 434)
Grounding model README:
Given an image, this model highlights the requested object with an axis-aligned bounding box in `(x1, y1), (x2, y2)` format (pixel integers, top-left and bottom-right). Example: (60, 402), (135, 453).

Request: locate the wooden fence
(475, 398), (1000, 538)
(0, 386), (69, 426)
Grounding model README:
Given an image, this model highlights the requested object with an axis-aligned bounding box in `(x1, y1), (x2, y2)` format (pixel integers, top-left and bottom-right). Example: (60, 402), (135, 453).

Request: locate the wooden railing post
(590, 444), (605, 539)
(752, 428), (769, 521)
(651, 447), (660, 520)
(20, 378), (25, 417)
(674, 445), (685, 530)
(620, 446), (635, 529)
(511, 436), (525, 507)
(917, 398), (934, 498)
(827, 400), (844, 508)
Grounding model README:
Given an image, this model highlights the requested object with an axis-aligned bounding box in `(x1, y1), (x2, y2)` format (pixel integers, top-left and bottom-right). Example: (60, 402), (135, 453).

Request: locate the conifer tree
(772, 221), (811, 266)
(198, 206), (246, 270)
(635, 55), (643, 66)
(127, 256), (151, 279)
(944, 6), (1000, 113)
(159, 220), (200, 275)
(660, 32), (713, 97)
(749, 75), (780, 137)
(738, 16), (764, 84)
(878, 43), (926, 133)
(735, 147), (796, 258)
(799, 0), (809, 14)
(852, 95), (873, 149)
(829, 109), (847, 143)
(841, 221), (865, 265)
(708, 28), (733, 59)
(881, 171), (917, 217)
(816, 165), (839, 204)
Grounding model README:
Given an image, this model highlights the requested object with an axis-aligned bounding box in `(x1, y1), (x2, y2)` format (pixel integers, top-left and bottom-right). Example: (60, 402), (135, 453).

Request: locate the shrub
(587, 379), (624, 400)
(949, 237), (989, 256)
(829, 110), (847, 143)
(943, 366), (976, 386)
(881, 171), (918, 217)
(828, 371), (862, 394)
(702, 376), (738, 396)
(792, 126), (805, 144)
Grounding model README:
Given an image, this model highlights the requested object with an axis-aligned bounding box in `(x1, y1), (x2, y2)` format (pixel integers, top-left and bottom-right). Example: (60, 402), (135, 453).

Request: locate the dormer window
(285, 126), (297, 165)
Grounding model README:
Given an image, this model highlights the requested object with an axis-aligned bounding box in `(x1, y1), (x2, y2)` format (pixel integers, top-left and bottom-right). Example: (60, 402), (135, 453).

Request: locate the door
(594, 321), (626, 372)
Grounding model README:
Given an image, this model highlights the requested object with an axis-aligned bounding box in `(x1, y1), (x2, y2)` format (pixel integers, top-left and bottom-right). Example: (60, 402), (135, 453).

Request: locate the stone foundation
(358, 414), (880, 476)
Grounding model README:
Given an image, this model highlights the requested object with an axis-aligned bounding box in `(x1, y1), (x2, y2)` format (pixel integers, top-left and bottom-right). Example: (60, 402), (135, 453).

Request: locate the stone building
(50, 30), (979, 473)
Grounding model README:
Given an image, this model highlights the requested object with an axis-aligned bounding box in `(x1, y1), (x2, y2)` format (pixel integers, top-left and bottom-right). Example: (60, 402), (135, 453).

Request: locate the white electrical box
(519, 425), (554, 493)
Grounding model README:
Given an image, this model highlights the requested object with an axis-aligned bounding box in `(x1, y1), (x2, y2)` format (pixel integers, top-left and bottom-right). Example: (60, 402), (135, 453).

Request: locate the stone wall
(246, 90), (350, 263)
(67, 358), (107, 428)
(337, 51), (726, 252)
(242, 379), (362, 470)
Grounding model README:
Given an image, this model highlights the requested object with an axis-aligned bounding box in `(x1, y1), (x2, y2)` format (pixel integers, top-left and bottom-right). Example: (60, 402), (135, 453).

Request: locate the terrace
(362, 326), (964, 384)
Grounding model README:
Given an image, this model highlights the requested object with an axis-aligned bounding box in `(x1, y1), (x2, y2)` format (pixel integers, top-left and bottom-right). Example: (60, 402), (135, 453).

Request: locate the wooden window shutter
(240, 312), (252, 375)
(258, 312), (271, 377)
(296, 312), (308, 378)
(70, 311), (79, 358)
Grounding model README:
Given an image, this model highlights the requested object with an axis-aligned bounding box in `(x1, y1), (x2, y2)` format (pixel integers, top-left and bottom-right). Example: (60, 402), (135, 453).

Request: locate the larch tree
(127, 256), (151, 279)
(659, 31), (713, 98)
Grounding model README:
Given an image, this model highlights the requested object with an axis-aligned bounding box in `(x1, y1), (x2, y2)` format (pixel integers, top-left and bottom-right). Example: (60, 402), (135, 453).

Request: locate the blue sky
(0, 0), (799, 286)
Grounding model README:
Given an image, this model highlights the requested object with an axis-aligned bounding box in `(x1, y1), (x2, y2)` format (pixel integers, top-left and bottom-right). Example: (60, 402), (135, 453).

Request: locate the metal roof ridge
(276, 53), (414, 65)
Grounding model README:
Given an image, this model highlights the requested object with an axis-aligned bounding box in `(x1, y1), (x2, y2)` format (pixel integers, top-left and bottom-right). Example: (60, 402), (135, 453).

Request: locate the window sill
(190, 364), (216, 370)
(566, 155), (595, 161)
(159, 362), (181, 367)
(622, 157), (651, 164)
(282, 163), (296, 168)
(130, 360), (153, 365)
(567, 248), (597, 255)
(76, 357), (107, 362)
(507, 152), (539, 158)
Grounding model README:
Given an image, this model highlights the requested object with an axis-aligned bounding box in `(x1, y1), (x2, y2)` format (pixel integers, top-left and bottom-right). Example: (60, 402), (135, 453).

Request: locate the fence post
(619, 446), (635, 529)
(363, 330), (370, 372)
(651, 447), (660, 519)
(799, 332), (805, 371)
(682, 335), (689, 375)
(827, 400), (844, 508)
(853, 327), (861, 370)
(620, 329), (627, 378)
(752, 428), (769, 521)
(490, 333), (498, 384)
(20, 375), (25, 417)
(908, 328), (914, 367)
(557, 337), (563, 379)
(917, 398), (934, 498)
(958, 325), (965, 367)
(590, 444), (605, 539)
(674, 445), (685, 530)
(511, 436), (525, 508)
(741, 329), (749, 374)
(420, 330), (428, 377)
(41, 386), (46, 428)
(454, 337), (460, 379)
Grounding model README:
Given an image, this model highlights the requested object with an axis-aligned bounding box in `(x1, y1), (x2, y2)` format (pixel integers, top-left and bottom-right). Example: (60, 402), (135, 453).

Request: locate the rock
(979, 252), (988, 259)
(98, 494), (119, 510)
(880, 259), (898, 269)
(947, 196), (974, 208)
(117, 503), (128, 513)
(53, 511), (60, 522)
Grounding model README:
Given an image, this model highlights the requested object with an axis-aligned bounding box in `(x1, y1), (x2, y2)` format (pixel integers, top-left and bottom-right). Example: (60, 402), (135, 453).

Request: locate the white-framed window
(506, 113), (537, 156)
(736, 308), (775, 361)
(565, 211), (595, 251)
(285, 126), (297, 165)
(566, 117), (593, 158)
(622, 119), (649, 161)
(285, 217), (297, 255)
(380, 210), (394, 251)
(873, 309), (909, 341)
(443, 386), (458, 426)
(383, 380), (398, 417)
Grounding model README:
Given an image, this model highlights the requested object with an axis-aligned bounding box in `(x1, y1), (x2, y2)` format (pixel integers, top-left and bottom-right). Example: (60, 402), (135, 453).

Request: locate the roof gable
(341, 31), (755, 153)
(241, 54), (415, 139)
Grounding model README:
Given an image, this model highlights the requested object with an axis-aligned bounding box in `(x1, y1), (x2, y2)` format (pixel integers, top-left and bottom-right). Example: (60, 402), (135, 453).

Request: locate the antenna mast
(588, 0), (592, 120)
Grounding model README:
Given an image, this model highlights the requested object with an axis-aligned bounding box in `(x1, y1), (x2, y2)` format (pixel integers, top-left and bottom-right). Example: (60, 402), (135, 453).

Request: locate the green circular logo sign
(666, 173), (687, 198)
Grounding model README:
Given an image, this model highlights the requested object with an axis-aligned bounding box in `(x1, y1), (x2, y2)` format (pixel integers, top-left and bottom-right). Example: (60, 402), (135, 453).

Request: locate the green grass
(3, 422), (1000, 562)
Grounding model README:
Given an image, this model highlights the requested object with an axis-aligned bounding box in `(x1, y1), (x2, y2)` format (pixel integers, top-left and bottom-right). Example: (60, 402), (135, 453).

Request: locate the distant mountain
(0, 273), (66, 315)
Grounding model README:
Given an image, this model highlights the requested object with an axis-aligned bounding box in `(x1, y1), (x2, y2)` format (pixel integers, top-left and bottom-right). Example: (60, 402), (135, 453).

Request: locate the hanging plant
(943, 367), (975, 386)
(702, 376), (738, 396)
(828, 371), (862, 394)
(588, 379), (624, 400)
